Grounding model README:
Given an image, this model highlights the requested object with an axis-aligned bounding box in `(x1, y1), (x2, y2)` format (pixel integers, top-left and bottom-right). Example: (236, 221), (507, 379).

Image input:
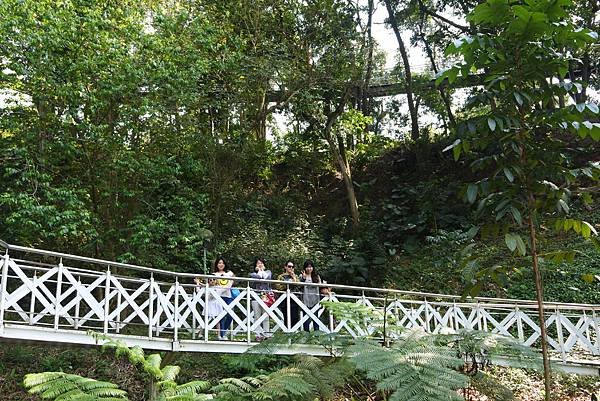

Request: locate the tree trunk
(148, 379), (159, 401)
(361, 0), (375, 118)
(323, 91), (359, 230)
(419, 29), (456, 128)
(326, 133), (359, 229)
(255, 92), (268, 142)
(580, 52), (590, 103)
(528, 197), (552, 400)
(384, 0), (419, 140)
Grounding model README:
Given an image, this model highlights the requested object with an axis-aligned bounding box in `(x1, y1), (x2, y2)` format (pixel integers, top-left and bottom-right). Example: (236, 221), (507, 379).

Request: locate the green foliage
(317, 227), (386, 285)
(377, 176), (470, 253)
(91, 334), (212, 401)
(220, 354), (294, 376)
(437, 2), (599, 395)
(437, 0), (600, 297)
(508, 234), (600, 303)
(441, 330), (541, 372)
(0, 151), (98, 248)
(212, 355), (351, 401)
(319, 300), (539, 400)
(23, 372), (128, 401)
(350, 335), (467, 401)
(469, 371), (515, 401)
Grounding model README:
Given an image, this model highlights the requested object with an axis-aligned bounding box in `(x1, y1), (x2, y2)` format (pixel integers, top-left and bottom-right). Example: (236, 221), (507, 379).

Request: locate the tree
(0, 0), (239, 265)
(438, 0), (600, 397)
(283, 0), (371, 231)
(383, 0), (421, 140)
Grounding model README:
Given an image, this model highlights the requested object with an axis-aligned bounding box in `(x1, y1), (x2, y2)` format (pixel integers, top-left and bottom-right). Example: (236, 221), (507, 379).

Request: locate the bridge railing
(0, 241), (599, 362)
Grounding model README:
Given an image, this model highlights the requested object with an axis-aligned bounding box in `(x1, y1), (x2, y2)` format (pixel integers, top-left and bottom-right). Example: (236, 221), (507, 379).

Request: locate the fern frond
(440, 329), (542, 371)
(243, 375), (268, 387)
(350, 334), (468, 401)
(253, 373), (314, 400)
(165, 395), (213, 401)
(212, 377), (258, 394)
(173, 381), (211, 395)
(161, 365), (180, 382)
(146, 354), (162, 370)
(126, 346), (146, 365)
(93, 333), (147, 369)
(157, 380), (177, 393)
(24, 372), (128, 401)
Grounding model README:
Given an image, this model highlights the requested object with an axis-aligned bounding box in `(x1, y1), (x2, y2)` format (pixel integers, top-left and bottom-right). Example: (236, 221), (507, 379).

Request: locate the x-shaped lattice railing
(1, 248), (599, 363)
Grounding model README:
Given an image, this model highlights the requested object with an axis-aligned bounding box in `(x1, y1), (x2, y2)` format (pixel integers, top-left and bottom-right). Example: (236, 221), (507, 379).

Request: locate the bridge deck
(1, 242), (599, 375)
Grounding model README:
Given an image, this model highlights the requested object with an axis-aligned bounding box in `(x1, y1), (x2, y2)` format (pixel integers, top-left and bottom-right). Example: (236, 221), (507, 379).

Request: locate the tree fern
(171, 381), (212, 396)
(161, 380), (213, 400)
(212, 354), (350, 401)
(26, 333), (213, 401)
(439, 329), (542, 373)
(349, 333), (468, 401)
(23, 372), (128, 401)
(161, 365), (181, 382)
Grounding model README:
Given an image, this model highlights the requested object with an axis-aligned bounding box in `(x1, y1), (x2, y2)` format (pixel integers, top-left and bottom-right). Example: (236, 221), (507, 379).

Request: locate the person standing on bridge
(249, 257), (273, 341)
(300, 259), (321, 331)
(213, 256), (235, 340)
(275, 260), (300, 330)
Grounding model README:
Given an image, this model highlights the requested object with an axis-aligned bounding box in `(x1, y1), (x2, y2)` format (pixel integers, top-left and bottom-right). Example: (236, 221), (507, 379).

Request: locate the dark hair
(303, 259), (320, 283)
(213, 256), (229, 273)
(284, 260), (294, 268)
(253, 257), (265, 269)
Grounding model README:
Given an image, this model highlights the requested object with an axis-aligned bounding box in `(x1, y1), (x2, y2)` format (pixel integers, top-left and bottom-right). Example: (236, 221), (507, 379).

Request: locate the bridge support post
(29, 272), (37, 325)
(115, 286), (122, 334)
(246, 282), (251, 343)
(74, 276), (81, 330)
(0, 251), (9, 329)
(174, 278), (179, 342)
(103, 267), (111, 335)
(203, 280), (209, 342)
(285, 284), (291, 332)
(149, 273), (154, 339)
(516, 306), (524, 342)
(555, 309), (567, 363)
(53, 259), (64, 330)
(424, 298), (431, 333)
(593, 310), (600, 355)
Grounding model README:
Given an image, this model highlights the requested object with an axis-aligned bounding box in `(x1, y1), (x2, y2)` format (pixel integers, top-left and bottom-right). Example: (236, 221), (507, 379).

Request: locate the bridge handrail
(2, 241), (599, 310)
(5, 262), (595, 312)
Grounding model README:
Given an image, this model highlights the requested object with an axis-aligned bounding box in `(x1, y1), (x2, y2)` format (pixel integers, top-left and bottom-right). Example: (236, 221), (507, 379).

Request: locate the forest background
(0, 0), (599, 399)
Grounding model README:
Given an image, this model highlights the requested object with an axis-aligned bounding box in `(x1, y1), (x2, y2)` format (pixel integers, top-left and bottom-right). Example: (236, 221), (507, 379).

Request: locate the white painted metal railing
(0, 241), (599, 367)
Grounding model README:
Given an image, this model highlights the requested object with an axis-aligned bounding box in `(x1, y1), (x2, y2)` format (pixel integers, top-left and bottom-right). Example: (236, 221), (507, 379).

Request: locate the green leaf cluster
(23, 372), (128, 401)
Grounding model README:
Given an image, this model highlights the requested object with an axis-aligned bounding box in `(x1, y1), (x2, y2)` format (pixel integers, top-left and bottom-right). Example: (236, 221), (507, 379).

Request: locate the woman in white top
(213, 256), (235, 340)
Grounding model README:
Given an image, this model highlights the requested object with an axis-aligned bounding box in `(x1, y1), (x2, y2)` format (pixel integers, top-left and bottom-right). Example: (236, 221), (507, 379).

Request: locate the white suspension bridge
(0, 241), (599, 375)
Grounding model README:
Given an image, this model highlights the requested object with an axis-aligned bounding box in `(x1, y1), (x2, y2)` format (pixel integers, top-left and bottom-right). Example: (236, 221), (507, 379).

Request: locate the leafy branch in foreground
(437, 0), (599, 397)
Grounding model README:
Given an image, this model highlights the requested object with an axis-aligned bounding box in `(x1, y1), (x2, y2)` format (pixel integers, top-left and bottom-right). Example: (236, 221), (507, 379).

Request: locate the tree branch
(418, 1), (471, 33)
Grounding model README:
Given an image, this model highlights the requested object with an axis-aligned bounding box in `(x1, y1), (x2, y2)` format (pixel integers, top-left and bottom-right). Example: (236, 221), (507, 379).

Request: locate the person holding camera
(249, 257), (273, 341)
